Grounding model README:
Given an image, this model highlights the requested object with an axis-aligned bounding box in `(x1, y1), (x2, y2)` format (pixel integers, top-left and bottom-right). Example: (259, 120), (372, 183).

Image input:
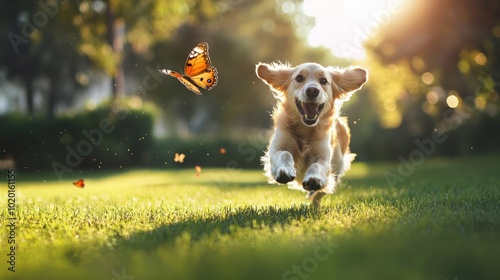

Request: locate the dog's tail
(339, 153), (356, 178)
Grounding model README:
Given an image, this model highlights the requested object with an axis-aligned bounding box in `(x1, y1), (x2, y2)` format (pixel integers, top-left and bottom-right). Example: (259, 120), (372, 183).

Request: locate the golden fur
(256, 62), (368, 206)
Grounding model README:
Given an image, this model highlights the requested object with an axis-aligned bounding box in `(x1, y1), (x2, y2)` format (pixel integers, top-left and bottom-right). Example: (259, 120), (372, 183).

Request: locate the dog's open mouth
(295, 99), (325, 126)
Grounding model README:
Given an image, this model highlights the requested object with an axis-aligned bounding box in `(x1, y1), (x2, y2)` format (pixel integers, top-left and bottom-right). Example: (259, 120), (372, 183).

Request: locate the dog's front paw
(302, 177), (323, 191)
(276, 169), (296, 184)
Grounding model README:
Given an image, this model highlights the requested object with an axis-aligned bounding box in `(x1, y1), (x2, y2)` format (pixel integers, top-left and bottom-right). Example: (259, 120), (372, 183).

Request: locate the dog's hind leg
(308, 191), (327, 208)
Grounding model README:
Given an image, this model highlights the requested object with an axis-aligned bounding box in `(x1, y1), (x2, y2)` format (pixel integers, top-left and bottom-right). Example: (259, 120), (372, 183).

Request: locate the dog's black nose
(306, 87), (320, 98)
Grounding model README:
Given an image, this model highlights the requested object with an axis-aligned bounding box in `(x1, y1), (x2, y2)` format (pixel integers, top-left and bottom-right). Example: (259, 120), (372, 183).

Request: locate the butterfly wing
(73, 179), (85, 189)
(160, 69), (202, 95)
(184, 43), (218, 91)
(174, 153), (186, 163)
(194, 165), (202, 177)
(189, 66), (218, 91)
(176, 76), (202, 95)
(159, 42), (218, 94)
(184, 42), (211, 76)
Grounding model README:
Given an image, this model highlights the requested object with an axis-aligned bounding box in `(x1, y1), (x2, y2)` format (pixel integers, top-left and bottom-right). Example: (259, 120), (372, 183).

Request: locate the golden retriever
(255, 62), (368, 206)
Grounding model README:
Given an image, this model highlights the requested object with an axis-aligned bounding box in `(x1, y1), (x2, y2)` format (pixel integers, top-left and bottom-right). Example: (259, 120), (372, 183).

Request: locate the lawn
(1, 155), (500, 280)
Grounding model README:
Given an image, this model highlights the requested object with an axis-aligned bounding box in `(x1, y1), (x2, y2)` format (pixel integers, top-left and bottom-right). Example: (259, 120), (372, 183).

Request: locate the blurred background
(0, 0), (499, 175)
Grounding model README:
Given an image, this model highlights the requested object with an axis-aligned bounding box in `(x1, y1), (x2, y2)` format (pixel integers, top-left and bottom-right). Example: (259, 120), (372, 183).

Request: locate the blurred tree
(77, 0), (209, 99)
(0, 0), (88, 117)
(1, 0), (349, 132)
(0, 0), (211, 116)
(365, 0), (500, 128)
(148, 0), (338, 136)
(1, 0), (44, 115)
(104, 0), (125, 98)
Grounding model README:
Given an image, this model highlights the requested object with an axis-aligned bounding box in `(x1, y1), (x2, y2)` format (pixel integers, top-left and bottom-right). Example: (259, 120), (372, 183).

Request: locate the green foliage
(364, 0), (500, 127)
(146, 0), (331, 135)
(78, 0), (199, 71)
(3, 0), (500, 164)
(0, 99), (268, 172)
(150, 136), (267, 169)
(1, 156), (499, 279)
(345, 90), (500, 161)
(0, 100), (155, 173)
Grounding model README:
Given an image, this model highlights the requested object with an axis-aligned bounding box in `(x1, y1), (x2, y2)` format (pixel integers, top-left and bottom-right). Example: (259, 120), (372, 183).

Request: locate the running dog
(255, 62), (368, 206)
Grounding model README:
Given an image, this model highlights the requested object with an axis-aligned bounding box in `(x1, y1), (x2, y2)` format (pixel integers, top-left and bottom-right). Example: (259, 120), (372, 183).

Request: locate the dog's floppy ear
(330, 66), (368, 100)
(255, 62), (295, 93)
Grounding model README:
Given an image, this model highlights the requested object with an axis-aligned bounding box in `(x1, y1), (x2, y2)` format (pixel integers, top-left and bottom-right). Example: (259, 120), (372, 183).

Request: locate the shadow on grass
(86, 155), (500, 280)
(144, 181), (270, 189)
(112, 204), (329, 252)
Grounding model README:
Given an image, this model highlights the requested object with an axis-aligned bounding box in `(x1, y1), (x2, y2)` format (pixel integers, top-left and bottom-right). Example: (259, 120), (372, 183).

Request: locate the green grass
(1, 155), (500, 280)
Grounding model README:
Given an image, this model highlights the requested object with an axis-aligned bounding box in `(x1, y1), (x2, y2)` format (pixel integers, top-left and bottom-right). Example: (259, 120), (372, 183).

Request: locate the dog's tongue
(302, 102), (319, 119)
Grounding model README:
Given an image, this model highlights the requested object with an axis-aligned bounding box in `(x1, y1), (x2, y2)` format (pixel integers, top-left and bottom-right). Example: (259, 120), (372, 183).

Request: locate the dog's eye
(319, 77), (328, 85)
(295, 75), (304, 83)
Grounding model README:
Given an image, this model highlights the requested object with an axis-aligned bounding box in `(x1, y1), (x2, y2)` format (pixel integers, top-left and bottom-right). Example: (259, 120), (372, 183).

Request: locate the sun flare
(302, 0), (412, 59)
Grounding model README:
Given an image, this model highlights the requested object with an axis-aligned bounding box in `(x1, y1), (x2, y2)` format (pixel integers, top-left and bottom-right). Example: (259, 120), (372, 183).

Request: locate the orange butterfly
(73, 179), (85, 189)
(194, 165), (202, 177)
(159, 42), (218, 95)
(174, 153), (186, 163)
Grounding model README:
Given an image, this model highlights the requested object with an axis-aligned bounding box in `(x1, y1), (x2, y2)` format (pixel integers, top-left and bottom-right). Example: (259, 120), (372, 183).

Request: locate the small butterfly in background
(174, 153), (186, 163)
(159, 42), (218, 95)
(194, 165), (202, 177)
(73, 179), (85, 189)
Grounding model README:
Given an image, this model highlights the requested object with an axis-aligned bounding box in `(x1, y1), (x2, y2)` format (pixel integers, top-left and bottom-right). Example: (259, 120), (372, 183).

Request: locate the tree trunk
(105, 0), (126, 99)
(8, 0), (36, 115)
(47, 70), (58, 118)
(25, 78), (34, 115)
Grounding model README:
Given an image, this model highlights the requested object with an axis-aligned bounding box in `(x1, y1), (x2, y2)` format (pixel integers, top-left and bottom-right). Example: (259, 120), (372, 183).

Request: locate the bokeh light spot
(446, 95), (459, 108)
(426, 91), (439, 104)
(474, 53), (487, 66)
(421, 72), (434, 85)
